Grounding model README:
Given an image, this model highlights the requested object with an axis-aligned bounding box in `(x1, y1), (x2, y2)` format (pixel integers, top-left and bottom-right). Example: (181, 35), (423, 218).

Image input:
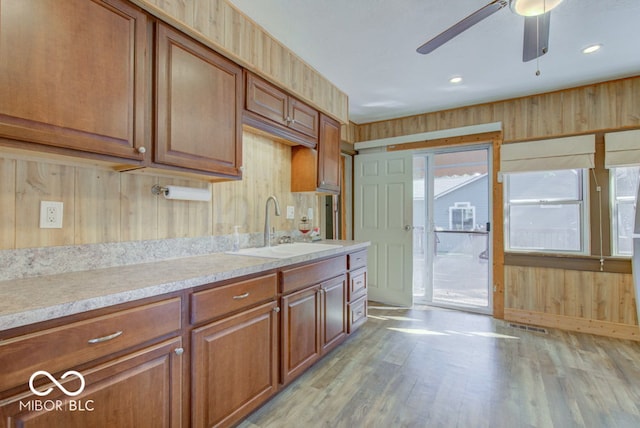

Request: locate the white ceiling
(226, 0), (640, 124)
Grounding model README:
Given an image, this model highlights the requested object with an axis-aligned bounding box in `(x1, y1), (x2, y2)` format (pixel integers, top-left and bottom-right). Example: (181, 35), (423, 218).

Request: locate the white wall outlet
(307, 207), (313, 220)
(286, 206), (295, 219)
(40, 201), (63, 229)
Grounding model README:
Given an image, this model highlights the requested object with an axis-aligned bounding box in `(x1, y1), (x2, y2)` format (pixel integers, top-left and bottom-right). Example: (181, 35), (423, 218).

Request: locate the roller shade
(500, 135), (595, 173)
(605, 129), (640, 168)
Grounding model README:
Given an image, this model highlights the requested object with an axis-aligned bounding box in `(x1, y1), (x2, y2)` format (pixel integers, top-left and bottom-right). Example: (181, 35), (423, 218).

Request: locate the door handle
(404, 225), (413, 231)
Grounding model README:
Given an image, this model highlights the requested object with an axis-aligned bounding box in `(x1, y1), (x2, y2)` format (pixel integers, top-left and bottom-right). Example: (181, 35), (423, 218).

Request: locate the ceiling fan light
(509, 0), (563, 16)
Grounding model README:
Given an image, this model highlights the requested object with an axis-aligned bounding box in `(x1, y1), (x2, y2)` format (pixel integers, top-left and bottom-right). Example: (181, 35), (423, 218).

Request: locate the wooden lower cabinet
(321, 274), (347, 354)
(191, 301), (279, 428)
(0, 337), (183, 428)
(280, 285), (322, 385)
(0, 251), (366, 427)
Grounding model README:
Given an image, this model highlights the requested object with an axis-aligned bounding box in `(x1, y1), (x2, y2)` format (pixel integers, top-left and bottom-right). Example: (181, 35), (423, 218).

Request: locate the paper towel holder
(151, 184), (211, 202)
(151, 185), (168, 197)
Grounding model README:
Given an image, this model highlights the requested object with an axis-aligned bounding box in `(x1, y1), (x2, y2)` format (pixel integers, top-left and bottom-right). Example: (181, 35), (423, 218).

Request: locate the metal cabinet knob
(137, 146), (146, 154)
(174, 347), (184, 356)
(273, 307), (281, 313)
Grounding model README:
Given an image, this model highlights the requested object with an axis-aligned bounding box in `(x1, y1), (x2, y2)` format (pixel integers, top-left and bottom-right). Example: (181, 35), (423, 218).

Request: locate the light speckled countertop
(0, 240), (369, 332)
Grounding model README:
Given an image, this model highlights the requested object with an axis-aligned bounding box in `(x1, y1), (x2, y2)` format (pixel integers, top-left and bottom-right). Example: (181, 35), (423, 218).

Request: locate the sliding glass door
(413, 146), (492, 314)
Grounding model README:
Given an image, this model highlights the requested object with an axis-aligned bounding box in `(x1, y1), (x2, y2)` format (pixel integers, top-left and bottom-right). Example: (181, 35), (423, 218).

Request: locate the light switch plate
(40, 201), (63, 229)
(286, 206), (295, 219)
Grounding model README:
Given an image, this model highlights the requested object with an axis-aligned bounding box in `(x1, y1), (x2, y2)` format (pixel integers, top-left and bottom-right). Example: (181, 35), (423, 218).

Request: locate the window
(611, 166), (640, 256)
(449, 202), (475, 230)
(505, 169), (588, 253)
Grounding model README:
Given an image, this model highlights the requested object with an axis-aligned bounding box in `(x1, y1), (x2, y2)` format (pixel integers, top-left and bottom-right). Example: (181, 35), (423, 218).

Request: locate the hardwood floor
(238, 304), (640, 428)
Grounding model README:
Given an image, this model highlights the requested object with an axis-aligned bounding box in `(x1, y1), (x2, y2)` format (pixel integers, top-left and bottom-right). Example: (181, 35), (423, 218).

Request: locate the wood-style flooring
(238, 304), (640, 428)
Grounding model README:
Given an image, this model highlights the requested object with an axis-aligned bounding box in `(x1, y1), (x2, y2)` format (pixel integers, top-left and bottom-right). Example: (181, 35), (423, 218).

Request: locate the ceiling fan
(416, 0), (564, 62)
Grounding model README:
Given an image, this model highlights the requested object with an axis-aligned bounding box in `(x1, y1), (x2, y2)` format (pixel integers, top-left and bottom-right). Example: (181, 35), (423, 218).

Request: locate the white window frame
(504, 169), (590, 254)
(610, 166), (640, 256)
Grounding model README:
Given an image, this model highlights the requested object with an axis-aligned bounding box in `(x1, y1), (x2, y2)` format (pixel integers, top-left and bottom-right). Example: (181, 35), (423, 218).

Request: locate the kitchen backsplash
(0, 131), (319, 252)
(0, 232), (291, 282)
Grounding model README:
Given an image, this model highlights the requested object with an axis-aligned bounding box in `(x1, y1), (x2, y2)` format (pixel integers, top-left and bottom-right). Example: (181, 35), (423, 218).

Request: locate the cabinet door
(281, 285), (321, 385)
(192, 301), (278, 428)
(0, 0), (147, 161)
(321, 275), (347, 354)
(0, 337), (183, 428)
(317, 114), (341, 193)
(245, 73), (288, 126)
(155, 24), (242, 177)
(289, 99), (319, 139)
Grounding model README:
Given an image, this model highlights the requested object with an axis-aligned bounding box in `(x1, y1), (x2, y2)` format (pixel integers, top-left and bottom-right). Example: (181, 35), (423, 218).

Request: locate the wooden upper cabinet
(291, 114), (341, 194)
(155, 24), (243, 178)
(289, 99), (319, 139)
(0, 0), (147, 161)
(317, 114), (341, 193)
(244, 72), (319, 147)
(245, 73), (289, 126)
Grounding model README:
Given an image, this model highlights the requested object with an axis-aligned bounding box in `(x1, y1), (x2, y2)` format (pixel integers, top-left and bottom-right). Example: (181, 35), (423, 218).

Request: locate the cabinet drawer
(0, 297), (182, 392)
(348, 267), (367, 301)
(348, 250), (367, 270)
(280, 256), (346, 295)
(348, 295), (368, 333)
(191, 273), (277, 324)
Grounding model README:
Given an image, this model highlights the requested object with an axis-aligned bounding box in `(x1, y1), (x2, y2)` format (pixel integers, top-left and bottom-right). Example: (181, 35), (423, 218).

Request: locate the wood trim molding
(504, 308), (639, 341)
(385, 131), (502, 152)
(504, 252), (632, 274)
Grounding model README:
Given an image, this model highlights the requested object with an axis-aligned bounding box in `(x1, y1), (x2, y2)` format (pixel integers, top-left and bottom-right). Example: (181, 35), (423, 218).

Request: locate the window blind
(500, 135), (595, 173)
(604, 129), (640, 168)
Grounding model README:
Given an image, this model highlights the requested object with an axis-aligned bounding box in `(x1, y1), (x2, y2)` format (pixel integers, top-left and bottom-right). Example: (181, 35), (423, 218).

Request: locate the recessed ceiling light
(449, 76), (463, 84)
(582, 44), (602, 54)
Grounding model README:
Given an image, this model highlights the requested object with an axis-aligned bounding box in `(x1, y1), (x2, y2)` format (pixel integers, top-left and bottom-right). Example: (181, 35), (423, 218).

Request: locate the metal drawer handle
(233, 292), (250, 300)
(88, 330), (123, 344)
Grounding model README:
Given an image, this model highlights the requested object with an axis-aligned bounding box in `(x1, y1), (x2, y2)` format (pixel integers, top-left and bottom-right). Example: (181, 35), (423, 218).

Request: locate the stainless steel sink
(228, 242), (342, 259)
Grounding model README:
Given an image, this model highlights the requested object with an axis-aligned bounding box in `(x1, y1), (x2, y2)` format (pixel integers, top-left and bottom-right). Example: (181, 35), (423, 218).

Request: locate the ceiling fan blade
(522, 11), (551, 62)
(417, 0), (508, 55)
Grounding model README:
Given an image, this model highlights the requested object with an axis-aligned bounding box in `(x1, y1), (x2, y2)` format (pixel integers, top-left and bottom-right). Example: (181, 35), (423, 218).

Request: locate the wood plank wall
(355, 76), (640, 142)
(505, 266), (638, 341)
(0, 132), (317, 249)
(353, 76), (640, 340)
(132, 0), (349, 124)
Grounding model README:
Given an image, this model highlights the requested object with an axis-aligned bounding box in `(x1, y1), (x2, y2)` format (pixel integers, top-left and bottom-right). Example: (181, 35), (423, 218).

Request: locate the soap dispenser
(232, 226), (241, 252)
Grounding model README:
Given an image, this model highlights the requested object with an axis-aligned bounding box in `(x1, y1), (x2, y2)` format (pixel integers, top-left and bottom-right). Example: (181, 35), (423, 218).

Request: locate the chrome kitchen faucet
(264, 196), (281, 247)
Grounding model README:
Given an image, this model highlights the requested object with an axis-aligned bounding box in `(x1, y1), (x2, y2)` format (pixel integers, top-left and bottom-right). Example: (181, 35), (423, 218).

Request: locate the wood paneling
(0, 132), (318, 249)
(15, 161), (75, 248)
(0, 158), (15, 249)
(355, 76), (640, 142)
(505, 265), (638, 339)
(75, 168), (121, 244)
(132, 0), (349, 123)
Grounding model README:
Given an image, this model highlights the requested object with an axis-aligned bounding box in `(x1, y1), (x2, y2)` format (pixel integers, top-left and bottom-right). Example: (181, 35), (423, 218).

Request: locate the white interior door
(354, 151), (413, 307)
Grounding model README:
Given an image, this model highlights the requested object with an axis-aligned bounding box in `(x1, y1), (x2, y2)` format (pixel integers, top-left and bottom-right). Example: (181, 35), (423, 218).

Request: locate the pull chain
(535, 0), (547, 76)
